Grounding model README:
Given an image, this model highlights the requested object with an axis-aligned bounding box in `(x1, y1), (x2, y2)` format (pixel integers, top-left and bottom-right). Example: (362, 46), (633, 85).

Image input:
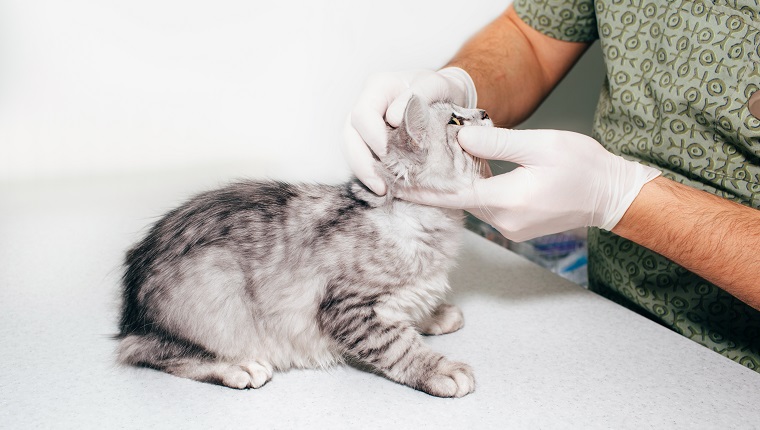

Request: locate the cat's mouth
(452, 116), (493, 181)
(449, 111), (490, 126)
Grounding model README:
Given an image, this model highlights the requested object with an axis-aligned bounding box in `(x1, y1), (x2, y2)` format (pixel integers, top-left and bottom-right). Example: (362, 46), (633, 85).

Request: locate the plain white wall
(0, 0), (510, 184)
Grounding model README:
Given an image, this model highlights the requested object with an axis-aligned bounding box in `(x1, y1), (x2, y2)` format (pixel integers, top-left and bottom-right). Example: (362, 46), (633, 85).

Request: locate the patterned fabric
(515, 0), (760, 371)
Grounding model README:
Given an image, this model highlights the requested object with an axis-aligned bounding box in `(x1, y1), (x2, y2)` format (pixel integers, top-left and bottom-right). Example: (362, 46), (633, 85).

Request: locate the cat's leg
(319, 293), (475, 398)
(416, 303), (465, 336)
(160, 359), (272, 389)
(117, 333), (273, 389)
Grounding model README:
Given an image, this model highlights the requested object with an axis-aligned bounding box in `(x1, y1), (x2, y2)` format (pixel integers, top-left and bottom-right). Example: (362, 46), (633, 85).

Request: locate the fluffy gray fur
(117, 96), (492, 397)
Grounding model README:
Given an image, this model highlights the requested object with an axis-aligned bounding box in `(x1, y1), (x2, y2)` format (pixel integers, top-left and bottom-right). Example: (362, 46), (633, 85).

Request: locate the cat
(116, 95), (492, 398)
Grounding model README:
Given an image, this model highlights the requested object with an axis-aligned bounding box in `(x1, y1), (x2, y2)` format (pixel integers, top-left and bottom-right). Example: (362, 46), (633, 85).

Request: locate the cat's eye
(448, 114), (463, 126)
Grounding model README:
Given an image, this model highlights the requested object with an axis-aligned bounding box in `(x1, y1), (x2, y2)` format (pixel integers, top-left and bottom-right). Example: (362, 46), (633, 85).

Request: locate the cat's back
(119, 179), (363, 335)
(129, 180), (353, 258)
(123, 179), (381, 295)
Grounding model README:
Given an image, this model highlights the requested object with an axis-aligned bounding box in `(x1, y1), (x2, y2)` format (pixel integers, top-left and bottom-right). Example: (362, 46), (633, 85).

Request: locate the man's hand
(396, 126), (661, 242)
(343, 68), (476, 195)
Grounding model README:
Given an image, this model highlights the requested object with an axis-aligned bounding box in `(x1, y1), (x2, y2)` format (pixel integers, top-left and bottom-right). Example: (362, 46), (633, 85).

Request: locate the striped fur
(117, 97), (492, 397)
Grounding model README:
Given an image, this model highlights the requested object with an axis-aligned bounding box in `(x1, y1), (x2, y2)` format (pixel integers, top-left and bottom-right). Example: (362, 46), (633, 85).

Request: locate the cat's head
(381, 95), (492, 193)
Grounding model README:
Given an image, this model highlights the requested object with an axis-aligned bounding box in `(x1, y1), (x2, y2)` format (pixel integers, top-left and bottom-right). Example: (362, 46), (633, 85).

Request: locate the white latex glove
(343, 68), (477, 195)
(396, 127), (662, 242)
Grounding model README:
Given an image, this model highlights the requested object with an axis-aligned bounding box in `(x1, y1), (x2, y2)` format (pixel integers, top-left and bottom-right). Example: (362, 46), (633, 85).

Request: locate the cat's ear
(403, 95), (430, 147)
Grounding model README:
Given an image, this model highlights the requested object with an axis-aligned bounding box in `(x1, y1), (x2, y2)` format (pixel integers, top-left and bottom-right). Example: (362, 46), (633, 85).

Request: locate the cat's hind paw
(419, 360), (475, 398)
(220, 361), (273, 389)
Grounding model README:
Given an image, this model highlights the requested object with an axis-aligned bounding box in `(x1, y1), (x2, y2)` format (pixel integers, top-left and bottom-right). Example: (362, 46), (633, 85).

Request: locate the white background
(1, 0), (510, 184)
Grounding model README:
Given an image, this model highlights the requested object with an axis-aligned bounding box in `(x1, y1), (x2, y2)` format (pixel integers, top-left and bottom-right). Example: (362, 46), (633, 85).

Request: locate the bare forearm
(446, 5), (590, 127)
(613, 176), (760, 310)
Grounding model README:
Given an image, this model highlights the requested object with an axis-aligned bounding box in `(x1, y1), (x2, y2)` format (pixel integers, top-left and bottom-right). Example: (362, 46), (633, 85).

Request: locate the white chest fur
(368, 200), (462, 323)
(369, 200), (461, 258)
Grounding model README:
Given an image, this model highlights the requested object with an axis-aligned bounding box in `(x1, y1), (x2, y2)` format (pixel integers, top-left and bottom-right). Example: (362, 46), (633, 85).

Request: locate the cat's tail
(116, 332), (273, 389)
(116, 332), (215, 369)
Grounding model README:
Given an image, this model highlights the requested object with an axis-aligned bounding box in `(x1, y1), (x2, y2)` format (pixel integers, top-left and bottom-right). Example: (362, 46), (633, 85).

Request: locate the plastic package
(465, 215), (588, 287)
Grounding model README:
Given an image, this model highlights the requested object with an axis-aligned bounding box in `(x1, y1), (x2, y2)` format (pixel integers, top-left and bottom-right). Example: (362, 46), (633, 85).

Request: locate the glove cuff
(438, 67), (478, 109)
(598, 159), (662, 231)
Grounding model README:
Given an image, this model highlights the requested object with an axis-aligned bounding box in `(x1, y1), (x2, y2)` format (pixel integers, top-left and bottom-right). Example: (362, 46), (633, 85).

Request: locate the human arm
(444, 5), (591, 127)
(344, 4), (591, 194)
(613, 176), (760, 310)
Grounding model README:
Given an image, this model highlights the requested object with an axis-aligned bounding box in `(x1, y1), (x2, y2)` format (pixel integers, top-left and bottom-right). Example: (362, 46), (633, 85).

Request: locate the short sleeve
(513, 0), (599, 42)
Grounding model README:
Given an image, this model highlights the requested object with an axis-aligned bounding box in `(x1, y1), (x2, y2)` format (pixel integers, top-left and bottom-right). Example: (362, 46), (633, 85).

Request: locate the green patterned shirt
(515, 0), (760, 371)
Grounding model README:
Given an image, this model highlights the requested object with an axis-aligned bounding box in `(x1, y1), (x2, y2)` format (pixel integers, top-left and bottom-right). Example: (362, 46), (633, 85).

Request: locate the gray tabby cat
(117, 95), (492, 398)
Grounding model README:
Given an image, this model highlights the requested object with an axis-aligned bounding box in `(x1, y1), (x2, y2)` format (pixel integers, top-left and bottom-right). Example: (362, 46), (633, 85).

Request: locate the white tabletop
(2, 171), (759, 429)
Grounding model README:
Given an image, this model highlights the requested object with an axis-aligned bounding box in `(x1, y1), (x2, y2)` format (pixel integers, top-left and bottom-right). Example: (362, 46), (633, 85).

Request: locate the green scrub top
(514, 0), (760, 371)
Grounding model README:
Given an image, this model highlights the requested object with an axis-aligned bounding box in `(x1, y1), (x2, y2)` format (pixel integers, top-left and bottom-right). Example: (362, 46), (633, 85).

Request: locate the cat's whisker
(469, 159), (498, 227)
(473, 186), (496, 226)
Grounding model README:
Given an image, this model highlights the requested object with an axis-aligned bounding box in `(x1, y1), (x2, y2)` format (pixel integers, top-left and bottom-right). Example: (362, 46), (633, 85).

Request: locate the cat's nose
(480, 110), (489, 120)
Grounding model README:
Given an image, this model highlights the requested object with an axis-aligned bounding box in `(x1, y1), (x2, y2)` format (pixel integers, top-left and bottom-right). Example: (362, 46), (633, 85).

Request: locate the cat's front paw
(417, 303), (464, 335)
(418, 360), (475, 398)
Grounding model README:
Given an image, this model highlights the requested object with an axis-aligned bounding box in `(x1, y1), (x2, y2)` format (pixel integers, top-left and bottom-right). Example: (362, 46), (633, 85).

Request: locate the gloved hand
(395, 127), (662, 242)
(343, 68), (477, 195)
